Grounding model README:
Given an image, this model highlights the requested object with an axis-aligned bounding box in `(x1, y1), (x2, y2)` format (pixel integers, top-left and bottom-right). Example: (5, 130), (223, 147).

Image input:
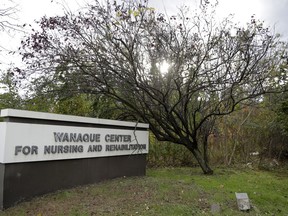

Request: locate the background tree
(0, 70), (22, 109)
(18, 0), (287, 174)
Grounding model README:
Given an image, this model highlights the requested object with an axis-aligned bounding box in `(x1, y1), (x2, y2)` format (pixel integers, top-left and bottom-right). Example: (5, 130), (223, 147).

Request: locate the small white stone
(235, 192), (251, 211)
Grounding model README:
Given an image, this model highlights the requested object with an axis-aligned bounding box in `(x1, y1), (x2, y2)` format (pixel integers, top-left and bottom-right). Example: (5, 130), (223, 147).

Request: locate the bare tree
(0, 0), (20, 64)
(18, 0), (287, 174)
(0, 0), (18, 32)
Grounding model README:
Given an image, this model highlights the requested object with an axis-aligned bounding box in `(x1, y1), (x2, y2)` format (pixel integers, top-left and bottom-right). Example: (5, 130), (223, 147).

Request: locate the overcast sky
(1, 0), (288, 70)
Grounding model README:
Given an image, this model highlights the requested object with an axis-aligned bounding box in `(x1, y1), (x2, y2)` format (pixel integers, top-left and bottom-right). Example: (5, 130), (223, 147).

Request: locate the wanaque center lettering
(53, 132), (132, 143)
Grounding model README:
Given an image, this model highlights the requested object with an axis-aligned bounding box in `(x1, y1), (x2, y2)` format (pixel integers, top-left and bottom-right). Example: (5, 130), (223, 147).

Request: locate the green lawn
(1, 167), (287, 215)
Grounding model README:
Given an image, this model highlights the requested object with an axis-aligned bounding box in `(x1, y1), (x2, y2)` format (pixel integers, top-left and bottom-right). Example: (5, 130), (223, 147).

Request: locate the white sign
(0, 122), (149, 163)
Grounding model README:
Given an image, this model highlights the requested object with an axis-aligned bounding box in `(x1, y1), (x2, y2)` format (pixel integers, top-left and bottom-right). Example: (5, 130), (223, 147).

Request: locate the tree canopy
(17, 0), (288, 174)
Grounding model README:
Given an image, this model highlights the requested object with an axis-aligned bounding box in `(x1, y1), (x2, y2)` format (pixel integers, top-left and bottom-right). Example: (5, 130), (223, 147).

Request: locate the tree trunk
(203, 135), (209, 164)
(187, 146), (213, 175)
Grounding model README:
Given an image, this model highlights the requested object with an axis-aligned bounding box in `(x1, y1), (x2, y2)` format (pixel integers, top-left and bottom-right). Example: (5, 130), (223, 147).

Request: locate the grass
(0, 167), (287, 215)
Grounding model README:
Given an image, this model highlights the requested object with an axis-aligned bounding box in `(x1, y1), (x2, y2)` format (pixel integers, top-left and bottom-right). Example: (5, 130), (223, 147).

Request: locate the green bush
(147, 134), (197, 167)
